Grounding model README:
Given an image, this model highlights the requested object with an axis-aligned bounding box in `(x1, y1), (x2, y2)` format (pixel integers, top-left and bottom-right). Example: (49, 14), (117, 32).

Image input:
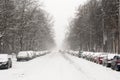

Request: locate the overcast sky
(41, 0), (88, 48)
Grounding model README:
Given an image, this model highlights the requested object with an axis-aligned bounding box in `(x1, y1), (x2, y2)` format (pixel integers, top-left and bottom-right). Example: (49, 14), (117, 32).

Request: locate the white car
(0, 54), (12, 69)
(17, 51), (35, 61)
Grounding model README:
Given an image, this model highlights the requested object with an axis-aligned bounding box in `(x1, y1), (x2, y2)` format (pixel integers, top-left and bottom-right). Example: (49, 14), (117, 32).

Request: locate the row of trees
(0, 0), (55, 54)
(65, 0), (119, 53)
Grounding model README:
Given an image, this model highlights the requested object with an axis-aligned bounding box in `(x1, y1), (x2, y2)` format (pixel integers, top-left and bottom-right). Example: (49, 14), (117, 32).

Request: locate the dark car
(102, 54), (116, 67)
(0, 54), (12, 69)
(111, 55), (120, 71)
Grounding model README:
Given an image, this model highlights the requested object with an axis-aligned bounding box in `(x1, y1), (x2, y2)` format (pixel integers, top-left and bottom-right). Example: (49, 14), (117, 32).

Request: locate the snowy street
(0, 0), (119, 80)
(0, 52), (120, 80)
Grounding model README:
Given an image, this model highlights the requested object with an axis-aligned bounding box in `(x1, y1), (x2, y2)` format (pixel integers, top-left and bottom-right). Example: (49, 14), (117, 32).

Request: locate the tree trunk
(118, 0), (120, 54)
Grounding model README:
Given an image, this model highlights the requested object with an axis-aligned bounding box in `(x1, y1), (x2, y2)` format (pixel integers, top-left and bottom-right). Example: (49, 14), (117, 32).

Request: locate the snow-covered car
(96, 53), (107, 64)
(35, 51), (41, 57)
(28, 51), (36, 58)
(91, 52), (102, 63)
(68, 50), (79, 56)
(81, 51), (87, 58)
(88, 52), (95, 61)
(0, 54), (12, 69)
(40, 50), (50, 56)
(102, 54), (116, 67)
(85, 52), (94, 60)
(78, 51), (83, 58)
(111, 55), (120, 71)
(17, 51), (35, 61)
(40, 51), (45, 56)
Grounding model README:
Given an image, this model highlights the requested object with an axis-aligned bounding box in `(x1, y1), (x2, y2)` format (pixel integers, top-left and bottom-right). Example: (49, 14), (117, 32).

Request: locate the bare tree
(65, 0), (119, 53)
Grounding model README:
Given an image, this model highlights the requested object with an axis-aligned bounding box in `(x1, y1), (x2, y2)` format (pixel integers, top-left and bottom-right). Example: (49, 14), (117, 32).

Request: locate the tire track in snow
(61, 53), (96, 80)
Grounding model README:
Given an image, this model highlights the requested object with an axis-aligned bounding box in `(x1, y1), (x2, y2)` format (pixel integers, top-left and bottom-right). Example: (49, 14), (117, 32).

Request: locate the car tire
(17, 59), (20, 61)
(106, 64), (109, 67)
(115, 65), (119, 71)
(105, 63), (108, 67)
(103, 63), (105, 66)
(10, 63), (12, 68)
(111, 65), (114, 70)
(6, 64), (9, 69)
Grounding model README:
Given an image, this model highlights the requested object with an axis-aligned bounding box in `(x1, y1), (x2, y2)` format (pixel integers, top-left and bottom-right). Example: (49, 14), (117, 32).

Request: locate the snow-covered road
(0, 52), (120, 80)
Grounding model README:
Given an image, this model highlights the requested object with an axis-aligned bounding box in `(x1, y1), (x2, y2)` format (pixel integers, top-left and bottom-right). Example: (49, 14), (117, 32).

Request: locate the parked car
(111, 55), (120, 71)
(88, 52), (95, 61)
(102, 54), (116, 67)
(96, 54), (107, 64)
(78, 51), (83, 58)
(35, 51), (41, 57)
(17, 51), (34, 61)
(81, 51), (89, 59)
(0, 54), (12, 69)
(92, 52), (102, 63)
